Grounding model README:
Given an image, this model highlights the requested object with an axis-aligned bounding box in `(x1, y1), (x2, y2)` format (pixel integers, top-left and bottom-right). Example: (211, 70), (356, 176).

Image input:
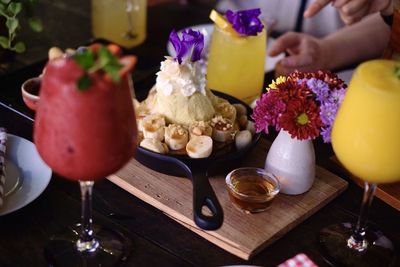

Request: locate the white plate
(0, 134), (52, 216)
(166, 23), (284, 73)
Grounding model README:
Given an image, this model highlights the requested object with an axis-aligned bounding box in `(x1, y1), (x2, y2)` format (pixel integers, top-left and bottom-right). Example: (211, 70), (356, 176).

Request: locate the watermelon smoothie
(34, 49), (137, 181)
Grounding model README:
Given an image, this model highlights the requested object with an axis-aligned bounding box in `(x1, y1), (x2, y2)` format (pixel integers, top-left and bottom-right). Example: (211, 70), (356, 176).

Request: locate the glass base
(44, 224), (132, 267)
(319, 222), (396, 267)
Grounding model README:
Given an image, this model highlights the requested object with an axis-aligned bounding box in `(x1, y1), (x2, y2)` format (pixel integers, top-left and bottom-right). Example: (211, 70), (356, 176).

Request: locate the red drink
(34, 50), (137, 181)
(34, 46), (138, 266)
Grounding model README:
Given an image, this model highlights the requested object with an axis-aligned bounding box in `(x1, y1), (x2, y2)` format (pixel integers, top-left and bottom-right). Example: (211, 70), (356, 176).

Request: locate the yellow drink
(207, 25), (266, 104)
(332, 59), (400, 183)
(92, 0), (147, 48)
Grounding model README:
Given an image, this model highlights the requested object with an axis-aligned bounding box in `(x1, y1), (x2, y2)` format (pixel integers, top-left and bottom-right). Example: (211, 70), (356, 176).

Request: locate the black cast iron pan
(135, 91), (261, 230)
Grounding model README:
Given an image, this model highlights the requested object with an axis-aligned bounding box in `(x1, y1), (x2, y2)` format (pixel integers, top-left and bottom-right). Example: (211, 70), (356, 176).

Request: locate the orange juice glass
(319, 59), (400, 267)
(207, 23), (266, 104)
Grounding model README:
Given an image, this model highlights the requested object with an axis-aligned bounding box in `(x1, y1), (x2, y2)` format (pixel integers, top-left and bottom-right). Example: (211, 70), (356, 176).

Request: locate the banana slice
(165, 124), (189, 150)
(246, 120), (256, 135)
(235, 130), (252, 150)
(134, 101), (151, 132)
(215, 101), (237, 123)
(210, 115), (234, 143)
(189, 121), (212, 139)
(238, 115), (248, 129)
(142, 114), (165, 141)
(48, 47), (64, 61)
(140, 138), (169, 154)
(186, 136), (213, 158)
(233, 103), (247, 117)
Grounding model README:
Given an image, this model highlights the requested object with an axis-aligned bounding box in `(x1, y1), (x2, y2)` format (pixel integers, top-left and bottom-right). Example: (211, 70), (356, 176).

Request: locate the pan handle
(191, 169), (224, 230)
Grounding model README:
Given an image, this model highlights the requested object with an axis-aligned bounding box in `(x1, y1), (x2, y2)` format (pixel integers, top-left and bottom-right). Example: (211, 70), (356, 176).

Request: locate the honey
(226, 169), (280, 213)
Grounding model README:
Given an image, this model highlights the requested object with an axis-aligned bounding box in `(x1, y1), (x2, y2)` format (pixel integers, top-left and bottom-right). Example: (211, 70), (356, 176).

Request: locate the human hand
(269, 32), (329, 76)
(304, 0), (392, 25)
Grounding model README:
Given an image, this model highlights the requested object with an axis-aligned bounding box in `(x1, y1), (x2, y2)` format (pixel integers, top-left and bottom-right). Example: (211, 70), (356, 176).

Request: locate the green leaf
(77, 75), (92, 91)
(0, 36), (9, 48)
(395, 64), (400, 79)
(28, 17), (43, 32)
(104, 64), (121, 83)
(73, 45), (124, 90)
(0, 0), (11, 5)
(14, 41), (25, 53)
(73, 50), (95, 70)
(6, 17), (18, 34)
(8, 2), (22, 15)
(0, 3), (7, 16)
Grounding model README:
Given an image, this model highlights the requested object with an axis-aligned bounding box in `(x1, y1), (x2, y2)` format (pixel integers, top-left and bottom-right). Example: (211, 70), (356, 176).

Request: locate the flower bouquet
(253, 70), (347, 195)
(252, 70), (347, 142)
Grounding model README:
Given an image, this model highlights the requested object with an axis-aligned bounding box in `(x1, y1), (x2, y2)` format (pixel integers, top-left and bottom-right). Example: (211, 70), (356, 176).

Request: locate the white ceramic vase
(265, 130), (315, 195)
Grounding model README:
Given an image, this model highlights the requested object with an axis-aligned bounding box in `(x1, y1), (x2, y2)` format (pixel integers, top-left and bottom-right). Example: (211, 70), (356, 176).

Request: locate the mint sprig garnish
(72, 46), (123, 91)
(395, 64), (400, 79)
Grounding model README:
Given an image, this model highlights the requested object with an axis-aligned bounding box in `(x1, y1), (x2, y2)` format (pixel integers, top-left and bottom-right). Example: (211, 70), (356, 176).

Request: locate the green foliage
(0, 0), (42, 53)
(73, 46), (123, 91)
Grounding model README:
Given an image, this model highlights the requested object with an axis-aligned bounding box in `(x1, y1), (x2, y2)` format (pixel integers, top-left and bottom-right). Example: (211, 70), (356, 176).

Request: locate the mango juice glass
(207, 25), (266, 105)
(319, 59), (400, 267)
(92, 0), (147, 48)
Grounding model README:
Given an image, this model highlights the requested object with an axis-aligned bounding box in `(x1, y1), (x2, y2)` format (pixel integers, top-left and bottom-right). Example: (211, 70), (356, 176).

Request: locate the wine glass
(34, 47), (138, 266)
(319, 59), (400, 267)
(207, 10), (266, 105)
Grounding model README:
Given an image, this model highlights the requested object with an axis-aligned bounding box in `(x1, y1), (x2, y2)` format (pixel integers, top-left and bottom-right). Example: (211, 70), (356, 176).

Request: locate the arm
(321, 13), (390, 69)
(304, 0), (393, 24)
(269, 13), (391, 75)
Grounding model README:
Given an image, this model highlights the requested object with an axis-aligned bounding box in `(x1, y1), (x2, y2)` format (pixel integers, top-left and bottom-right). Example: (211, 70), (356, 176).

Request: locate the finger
(304, 0), (332, 18)
(341, 0), (369, 17)
(274, 61), (294, 77)
(268, 32), (302, 56)
(368, 0), (392, 14)
(332, 0), (350, 8)
(280, 53), (314, 68)
(340, 4), (369, 24)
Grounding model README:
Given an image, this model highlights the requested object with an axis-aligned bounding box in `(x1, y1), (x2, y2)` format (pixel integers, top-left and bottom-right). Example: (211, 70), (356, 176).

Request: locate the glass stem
(347, 182), (377, 252)
(76, 181), (99, 253)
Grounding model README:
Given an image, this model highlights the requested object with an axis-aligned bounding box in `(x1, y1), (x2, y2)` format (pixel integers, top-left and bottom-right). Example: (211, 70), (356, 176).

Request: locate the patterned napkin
(0, 127), (7, 207)
(277, 253), (318, 267)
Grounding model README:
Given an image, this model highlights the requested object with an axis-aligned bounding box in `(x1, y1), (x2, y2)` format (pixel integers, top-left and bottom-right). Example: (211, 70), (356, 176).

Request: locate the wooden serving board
(108, 139), (348, 260)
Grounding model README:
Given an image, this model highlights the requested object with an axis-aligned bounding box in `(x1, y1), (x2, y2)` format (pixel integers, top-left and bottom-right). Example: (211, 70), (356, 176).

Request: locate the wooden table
(0, 1), (399, 266)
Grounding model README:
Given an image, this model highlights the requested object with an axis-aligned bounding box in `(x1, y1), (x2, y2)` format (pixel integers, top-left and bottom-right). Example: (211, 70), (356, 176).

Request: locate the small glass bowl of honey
(225, 167), (280, 213)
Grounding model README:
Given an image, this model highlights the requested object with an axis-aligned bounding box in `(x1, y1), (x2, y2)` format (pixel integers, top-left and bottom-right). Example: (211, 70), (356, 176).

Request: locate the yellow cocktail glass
(92, 0), (147, 48)
(207, 11), (266, 105)
(319, 59), (400, 267)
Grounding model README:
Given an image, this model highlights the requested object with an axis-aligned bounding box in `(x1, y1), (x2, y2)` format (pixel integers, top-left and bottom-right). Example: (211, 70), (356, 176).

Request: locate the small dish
(225, 167), (280, 213)
(21, 76), (41, 111)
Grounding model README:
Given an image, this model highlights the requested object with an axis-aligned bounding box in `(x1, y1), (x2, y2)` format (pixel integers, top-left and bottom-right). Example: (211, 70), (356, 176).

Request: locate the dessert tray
(108, 138), (348, 260)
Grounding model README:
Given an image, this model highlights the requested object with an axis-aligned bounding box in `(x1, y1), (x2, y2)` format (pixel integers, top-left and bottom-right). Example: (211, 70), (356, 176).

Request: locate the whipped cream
(156, 57), (206, 97)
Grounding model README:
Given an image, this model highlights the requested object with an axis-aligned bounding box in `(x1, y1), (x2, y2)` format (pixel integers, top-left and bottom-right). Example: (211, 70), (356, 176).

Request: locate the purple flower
(225, 9), (264, 36)
(169, 29), (204, 64)
(328, 88), (346, 104)
(305, 78), (330, 103)
(320, 101), (338, 126)
(321, 125), (332, 143)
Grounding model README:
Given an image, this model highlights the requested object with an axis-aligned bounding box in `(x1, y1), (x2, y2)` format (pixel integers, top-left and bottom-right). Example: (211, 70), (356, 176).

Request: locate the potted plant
(0, 0), (42, 54)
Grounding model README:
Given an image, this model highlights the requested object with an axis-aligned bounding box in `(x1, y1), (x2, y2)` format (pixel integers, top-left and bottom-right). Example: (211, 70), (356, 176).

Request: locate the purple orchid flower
(169, 29), (204, 64)
(225, 8), (264, 36)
